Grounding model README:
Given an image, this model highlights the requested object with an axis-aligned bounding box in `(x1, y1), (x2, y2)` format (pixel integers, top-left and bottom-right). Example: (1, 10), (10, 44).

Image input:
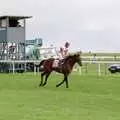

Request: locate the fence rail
(0, 60), (120, 63)
(0, 60), (120, 75)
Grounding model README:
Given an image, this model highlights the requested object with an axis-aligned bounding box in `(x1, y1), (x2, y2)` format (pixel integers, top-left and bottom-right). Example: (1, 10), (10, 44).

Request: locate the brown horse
(36, 52), (82, 88)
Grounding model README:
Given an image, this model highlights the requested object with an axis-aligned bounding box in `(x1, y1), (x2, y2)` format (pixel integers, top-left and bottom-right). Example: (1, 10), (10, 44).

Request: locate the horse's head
(73, 52), (82, 66)
(66, 52), (82, 67)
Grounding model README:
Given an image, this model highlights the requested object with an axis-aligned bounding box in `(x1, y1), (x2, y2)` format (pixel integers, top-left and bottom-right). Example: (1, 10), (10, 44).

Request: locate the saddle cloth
(52, 59), (64, 68)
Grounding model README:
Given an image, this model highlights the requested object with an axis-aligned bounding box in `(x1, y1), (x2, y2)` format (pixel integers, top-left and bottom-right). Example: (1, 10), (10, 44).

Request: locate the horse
(36, 52), (82, 88)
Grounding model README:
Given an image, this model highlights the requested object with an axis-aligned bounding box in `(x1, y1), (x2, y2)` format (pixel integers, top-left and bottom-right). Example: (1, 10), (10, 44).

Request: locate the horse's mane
(65, 51), (81, 60)
(64, 53), (78, 61)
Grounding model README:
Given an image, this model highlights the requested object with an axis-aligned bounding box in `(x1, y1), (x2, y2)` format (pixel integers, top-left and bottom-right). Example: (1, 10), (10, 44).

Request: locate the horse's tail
(34, 60), (45, 71)
(39, 60), (45, 67)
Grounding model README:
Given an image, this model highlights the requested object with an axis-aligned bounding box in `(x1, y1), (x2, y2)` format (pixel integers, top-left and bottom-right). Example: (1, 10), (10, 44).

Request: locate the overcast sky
(0, 0), (120, 52)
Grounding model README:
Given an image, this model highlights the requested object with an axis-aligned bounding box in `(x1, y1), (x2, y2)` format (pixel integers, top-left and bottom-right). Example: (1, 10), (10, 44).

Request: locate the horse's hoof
(42, 83), (46, 86)
(39, 84), (42, 87)
(56, 85), (59, 87)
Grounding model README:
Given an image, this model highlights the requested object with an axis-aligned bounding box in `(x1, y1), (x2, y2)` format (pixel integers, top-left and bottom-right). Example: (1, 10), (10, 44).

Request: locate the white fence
(83, 56), (119, 59)
(75, 61), (120, 76)
(0, 60), (120, 75)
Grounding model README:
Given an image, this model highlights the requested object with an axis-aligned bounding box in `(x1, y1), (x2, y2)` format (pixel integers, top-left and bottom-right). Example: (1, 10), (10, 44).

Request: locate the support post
(98, 63), (101, 76)
(78, 67), (82, 75)
(12, 61), (15, 74)
(34, 62), (36, 75)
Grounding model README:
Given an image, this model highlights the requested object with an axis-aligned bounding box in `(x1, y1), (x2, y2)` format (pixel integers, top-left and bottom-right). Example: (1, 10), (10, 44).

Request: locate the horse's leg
(42, 72), (51, 86)
(39, 72), (46, 87)
(65, 75), (69, 88)
(56, 74), (66, 87)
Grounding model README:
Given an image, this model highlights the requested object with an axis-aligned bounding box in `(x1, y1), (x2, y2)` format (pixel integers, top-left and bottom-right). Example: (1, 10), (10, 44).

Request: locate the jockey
(52, 41), (70, 68)
(59, 41), (70, 59)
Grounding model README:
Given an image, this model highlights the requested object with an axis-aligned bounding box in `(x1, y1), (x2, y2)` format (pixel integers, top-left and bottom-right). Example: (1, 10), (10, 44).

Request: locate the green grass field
(0, 72), (120, 120)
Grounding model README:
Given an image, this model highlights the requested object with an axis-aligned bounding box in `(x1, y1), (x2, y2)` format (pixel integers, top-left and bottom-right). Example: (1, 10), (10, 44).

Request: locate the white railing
(75, 61), (120, 76)
(0, 60), (120, 75)
(0, 60), (120, 63)
(83, 56), (120, 59)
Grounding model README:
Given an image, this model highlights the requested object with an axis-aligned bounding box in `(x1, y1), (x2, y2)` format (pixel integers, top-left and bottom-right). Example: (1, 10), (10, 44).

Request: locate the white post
(104, 63), (107, 75)
(98, 63), (101, 76)
(37, 66), (39, 75)
(34, 62), (36, 75)
(24, 62), (27, 72)
(12, 61), (15, 74)
(78, 67), (82, 75)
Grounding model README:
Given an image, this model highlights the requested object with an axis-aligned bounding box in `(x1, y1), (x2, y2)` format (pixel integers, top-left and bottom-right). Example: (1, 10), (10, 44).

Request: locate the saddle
(59, 59), (64, 65)
(52, 59), (64, 68)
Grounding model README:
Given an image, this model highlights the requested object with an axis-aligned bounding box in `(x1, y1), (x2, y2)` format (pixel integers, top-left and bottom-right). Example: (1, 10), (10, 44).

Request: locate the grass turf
(0, 73), (120, 120)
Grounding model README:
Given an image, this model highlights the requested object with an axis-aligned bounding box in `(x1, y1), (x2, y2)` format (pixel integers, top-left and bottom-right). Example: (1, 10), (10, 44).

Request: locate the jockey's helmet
(65, 42), (70, 48)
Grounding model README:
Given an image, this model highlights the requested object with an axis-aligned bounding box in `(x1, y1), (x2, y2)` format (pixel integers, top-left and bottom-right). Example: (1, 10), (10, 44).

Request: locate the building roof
(0, 15), (32, 20)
